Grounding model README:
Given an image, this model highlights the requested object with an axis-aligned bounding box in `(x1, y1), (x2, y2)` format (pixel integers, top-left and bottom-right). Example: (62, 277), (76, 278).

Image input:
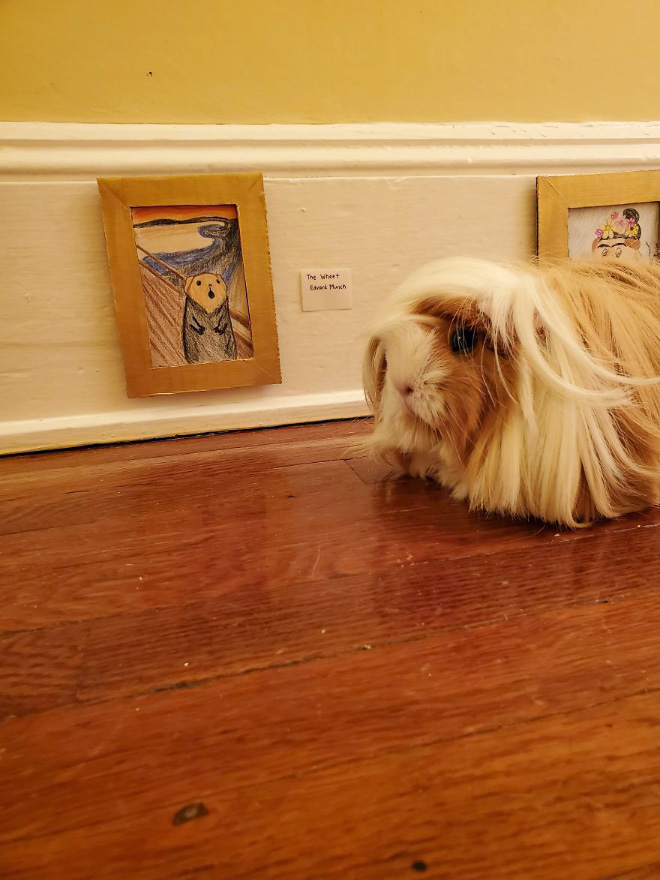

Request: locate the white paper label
(300, 268), (352, 311)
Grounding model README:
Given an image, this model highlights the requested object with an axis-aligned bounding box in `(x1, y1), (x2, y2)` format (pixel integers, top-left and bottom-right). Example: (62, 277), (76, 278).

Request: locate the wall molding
(5, 121), (660, 179)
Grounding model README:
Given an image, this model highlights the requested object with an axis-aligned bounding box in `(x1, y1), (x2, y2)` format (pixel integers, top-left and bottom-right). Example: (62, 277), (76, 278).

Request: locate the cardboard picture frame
(98, 173), (281, 398)
(537, 169), (660, 262)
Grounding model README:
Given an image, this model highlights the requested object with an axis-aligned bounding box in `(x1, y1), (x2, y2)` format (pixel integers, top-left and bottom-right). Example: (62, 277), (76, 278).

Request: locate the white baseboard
(0, 390), (369, 455)
(3, 121), (660, 455)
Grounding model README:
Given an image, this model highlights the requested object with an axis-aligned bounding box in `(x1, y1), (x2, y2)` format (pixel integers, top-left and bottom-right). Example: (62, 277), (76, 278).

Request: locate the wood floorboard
(2, 449), (658, 632)
(4, 523), (654, 712)
(1, 591), (660, 843)
(2, 420), (660, 878)
(3, 690), (660, 879)
(0, 419), (371, 476)
(607, 865), (660, 880)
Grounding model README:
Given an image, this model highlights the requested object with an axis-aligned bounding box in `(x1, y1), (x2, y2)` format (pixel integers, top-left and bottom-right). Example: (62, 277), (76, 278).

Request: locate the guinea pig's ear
(363, 336), (387, 414)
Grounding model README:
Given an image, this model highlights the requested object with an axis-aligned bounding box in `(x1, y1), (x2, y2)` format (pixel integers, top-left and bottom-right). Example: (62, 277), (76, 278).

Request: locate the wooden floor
(2, 420), (660, 879)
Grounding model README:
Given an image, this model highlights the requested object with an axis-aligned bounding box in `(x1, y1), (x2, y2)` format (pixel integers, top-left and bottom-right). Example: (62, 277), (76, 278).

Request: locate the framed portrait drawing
(537, 169), (660, 265)
(98, 173), (281, 397)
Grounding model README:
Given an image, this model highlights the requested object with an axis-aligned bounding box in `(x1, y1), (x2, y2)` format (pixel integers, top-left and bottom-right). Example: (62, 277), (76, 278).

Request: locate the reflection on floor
(1, 419), (660, 879)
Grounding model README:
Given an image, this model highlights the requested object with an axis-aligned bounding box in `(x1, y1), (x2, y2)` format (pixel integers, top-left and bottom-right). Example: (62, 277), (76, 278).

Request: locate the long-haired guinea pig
(361, 257), (660, 527)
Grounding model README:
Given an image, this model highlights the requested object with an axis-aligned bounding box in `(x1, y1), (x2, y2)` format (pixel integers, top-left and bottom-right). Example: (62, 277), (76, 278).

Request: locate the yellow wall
(2, 0), (660, 124)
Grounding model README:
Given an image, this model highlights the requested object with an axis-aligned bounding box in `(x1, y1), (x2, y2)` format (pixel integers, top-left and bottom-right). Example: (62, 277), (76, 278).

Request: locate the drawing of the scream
(131, 205), (253, 368)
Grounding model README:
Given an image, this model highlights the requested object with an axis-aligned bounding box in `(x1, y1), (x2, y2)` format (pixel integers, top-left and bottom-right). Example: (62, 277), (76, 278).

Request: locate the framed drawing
(537, 169), (660, 264)
(98, 173), (281, 397)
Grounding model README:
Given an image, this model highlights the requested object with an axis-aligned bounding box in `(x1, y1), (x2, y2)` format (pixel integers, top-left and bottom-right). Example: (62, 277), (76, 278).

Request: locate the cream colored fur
(361, 257), (660, 527)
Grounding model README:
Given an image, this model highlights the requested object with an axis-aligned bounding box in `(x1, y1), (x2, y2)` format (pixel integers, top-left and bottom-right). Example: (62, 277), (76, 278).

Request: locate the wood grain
(2, 436), (658, 631)
(76, 524), (660, 704)
(0, 624), (88, 717)
(2, 592), (660, 834)
(2, 420), (660, 878)
(608, 865), (660, 880)
(0, 419), (371, 476)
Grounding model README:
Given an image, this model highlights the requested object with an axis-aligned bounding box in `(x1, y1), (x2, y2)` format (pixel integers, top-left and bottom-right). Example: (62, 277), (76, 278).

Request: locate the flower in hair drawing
(592, 207), (642, 261)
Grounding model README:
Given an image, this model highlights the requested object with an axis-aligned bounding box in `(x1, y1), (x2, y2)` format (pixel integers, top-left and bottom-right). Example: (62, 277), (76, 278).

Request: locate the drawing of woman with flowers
(592, 207), (643, 262)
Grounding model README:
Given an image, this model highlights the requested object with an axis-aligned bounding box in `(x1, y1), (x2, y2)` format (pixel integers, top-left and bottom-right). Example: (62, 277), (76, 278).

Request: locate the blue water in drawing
(135, 217), (242, 283)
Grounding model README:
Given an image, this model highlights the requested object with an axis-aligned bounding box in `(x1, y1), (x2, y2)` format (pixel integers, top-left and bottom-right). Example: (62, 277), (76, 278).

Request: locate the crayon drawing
(131, 205), (254, 367)
(568, 202), (659, 264)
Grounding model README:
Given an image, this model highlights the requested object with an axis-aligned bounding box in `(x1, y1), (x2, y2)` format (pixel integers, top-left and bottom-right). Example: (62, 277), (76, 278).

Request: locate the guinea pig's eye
(196, 279), (202, 286)
(216, 278), (222, 283)
(450, 325), (478, 354)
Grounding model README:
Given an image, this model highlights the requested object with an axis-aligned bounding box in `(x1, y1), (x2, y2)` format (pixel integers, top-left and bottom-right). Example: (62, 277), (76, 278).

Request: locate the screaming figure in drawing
(183, 273), (238, 364)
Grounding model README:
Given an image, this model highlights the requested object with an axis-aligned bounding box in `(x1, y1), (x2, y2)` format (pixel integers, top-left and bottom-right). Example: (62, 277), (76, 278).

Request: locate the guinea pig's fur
(360, 257), (660, 527)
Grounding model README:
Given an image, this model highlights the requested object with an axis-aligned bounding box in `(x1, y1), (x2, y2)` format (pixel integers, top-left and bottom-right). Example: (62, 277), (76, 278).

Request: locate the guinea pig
(360, 257), (660, 527)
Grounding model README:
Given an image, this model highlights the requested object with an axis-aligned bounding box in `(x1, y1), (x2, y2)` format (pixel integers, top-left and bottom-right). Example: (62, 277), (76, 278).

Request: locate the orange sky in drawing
(131, 204), (238, 223)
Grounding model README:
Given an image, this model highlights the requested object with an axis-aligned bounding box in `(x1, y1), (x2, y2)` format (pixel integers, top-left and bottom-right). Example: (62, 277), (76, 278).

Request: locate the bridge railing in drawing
(135, 245), (254, 359)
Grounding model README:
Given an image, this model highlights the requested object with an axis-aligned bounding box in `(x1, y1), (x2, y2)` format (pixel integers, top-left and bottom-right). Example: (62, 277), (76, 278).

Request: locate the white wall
(4, 122), (660, 454)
